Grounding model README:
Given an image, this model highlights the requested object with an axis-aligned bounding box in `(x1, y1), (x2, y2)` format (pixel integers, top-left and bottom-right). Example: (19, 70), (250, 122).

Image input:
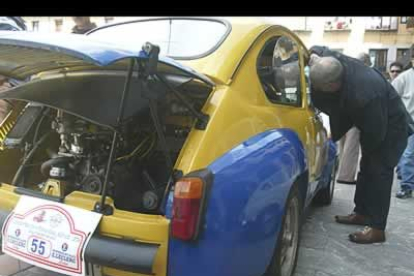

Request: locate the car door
(253, 27), (324, 187)
(305, 72), (329, 194)
(305, 67), (329, 176)
(283, 31), (328, 187)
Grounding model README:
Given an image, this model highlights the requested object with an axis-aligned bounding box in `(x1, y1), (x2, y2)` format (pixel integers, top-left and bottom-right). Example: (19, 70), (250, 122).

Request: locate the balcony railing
(324, 17), (352, 31)
(365, 17), (398, 31)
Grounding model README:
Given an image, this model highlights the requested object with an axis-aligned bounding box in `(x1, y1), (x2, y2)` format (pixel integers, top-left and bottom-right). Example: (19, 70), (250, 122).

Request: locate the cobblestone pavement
(294, 180), (414, 276)
(1, 179), (414, 276)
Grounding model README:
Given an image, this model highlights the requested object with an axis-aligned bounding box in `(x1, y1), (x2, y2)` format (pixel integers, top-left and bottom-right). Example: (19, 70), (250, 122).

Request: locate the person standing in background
(389, 61), (404, 82)
(336, 52), (372, 185)
(393, 66), (414, 199)
(0, 17), (26, 31)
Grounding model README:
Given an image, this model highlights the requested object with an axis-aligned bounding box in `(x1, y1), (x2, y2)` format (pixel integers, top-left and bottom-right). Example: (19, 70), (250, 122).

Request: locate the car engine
(1, 98), (194, 214)
(0, 71), (210, 215)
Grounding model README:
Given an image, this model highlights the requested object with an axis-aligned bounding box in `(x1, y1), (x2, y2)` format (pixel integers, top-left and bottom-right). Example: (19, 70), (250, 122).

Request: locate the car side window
(257, 36), (302, 107)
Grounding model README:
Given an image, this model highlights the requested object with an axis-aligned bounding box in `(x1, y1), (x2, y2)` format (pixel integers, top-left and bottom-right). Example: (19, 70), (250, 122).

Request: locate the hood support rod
(137, 46), (175, 182)
(156, 74), (209, 130)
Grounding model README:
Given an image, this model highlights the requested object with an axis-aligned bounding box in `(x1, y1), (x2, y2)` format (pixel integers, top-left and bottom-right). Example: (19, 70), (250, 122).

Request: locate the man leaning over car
(308, 46), (413, 244)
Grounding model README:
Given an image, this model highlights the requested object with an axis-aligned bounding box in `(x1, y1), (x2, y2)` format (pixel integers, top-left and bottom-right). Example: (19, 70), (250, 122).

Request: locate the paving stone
(0, 254), (22, 276)
(293, 266), (317, 276)
(315, 271), (351, 276)
(391, 266), (414, 276)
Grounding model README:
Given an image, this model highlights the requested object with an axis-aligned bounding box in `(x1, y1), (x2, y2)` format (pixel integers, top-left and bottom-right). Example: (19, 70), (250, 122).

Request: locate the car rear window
(88, 19), (230, 60)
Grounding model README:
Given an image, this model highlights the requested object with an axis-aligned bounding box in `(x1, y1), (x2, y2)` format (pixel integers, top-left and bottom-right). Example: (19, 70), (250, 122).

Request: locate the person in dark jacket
(71, 17), (97, 34)
(308, 46), (412, 244)
(0, 17), (26, 31)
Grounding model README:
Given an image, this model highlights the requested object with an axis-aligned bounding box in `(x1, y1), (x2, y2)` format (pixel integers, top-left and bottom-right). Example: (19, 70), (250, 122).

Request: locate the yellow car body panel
(175, 22), (322, 184)
(0, 17), (326, 276)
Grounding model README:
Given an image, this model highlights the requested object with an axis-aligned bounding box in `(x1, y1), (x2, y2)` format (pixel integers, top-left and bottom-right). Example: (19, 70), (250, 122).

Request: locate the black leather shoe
(349, 227), (385, 244)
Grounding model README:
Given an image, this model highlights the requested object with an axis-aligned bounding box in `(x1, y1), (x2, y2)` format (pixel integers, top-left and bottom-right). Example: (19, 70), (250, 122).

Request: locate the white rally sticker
(1, 195), (102, 276)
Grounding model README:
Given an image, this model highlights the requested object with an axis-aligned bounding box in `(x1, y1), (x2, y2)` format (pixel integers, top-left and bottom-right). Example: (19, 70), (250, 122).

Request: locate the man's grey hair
(309, 56), (344, 88)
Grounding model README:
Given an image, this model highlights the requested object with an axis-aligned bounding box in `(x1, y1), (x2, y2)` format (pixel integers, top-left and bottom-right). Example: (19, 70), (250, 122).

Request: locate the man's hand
(0, 75), (11, 92)
(0, 82), (11, 92)
(0, 76), (12, 122)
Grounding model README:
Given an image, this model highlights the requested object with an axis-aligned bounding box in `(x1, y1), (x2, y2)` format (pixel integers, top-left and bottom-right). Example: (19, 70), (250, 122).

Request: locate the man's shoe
(349, 227), (385, 244)
(336, 179), (357, 185)
(396, 188), (412, 199)
(335, 213), (368, 226)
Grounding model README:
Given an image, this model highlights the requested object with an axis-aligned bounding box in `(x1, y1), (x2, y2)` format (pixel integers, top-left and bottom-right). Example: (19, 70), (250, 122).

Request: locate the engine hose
(32, 108), (49, 145)
(139, 133), (157, 160)
(115, 134), (153, 162)
(12, 132), (51, 186)
(40, 156), (72, 178)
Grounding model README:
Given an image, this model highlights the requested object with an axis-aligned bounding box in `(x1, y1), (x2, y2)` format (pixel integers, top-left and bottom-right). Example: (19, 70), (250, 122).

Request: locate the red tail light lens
(171, 177), (205, 240)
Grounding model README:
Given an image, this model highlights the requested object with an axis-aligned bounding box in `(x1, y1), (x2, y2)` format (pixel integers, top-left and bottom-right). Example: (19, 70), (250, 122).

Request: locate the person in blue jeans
(396, 135), (414, 198)
(393, 67), (414, 199)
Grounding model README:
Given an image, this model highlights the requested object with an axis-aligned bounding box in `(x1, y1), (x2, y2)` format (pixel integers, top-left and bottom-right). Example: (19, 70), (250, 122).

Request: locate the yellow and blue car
(0, 18), (336, 276)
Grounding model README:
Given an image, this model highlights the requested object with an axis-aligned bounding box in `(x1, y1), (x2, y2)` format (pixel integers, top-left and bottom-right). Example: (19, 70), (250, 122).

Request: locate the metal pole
(98, 58), (136, 213)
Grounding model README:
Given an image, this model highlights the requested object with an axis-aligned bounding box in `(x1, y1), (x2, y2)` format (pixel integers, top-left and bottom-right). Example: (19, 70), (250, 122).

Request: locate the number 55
(31, 239), (46, 255)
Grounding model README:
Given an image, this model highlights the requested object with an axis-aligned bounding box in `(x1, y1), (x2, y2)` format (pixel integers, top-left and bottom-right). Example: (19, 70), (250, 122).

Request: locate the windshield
(87, 18), (230, 60)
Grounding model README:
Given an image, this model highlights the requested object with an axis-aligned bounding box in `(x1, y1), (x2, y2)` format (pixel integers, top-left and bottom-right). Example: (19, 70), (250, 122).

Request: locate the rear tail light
(171, 177), (206, 240)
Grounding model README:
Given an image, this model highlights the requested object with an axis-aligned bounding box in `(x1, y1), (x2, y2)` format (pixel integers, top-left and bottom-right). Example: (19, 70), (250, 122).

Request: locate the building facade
(269, 17), (414, 74)
(22, 16), (414, 74)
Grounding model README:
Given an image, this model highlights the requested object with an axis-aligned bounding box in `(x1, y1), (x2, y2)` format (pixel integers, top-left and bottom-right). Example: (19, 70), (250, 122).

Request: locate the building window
(32, 21), (39, 32)
(105, 17), (114, 24)
(55, 19), (63, 32)
(369, 49), (388, 74)
(407, 17), (414, 30)
(324, 17), (352, 30)
(397, 48), (410, 62)
(401, 17), (408, 24)
(366, 17), (398, 30)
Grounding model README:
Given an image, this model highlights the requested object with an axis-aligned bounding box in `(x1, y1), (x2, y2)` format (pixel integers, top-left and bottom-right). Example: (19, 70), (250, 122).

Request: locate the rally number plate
(1, 195), (102, 276)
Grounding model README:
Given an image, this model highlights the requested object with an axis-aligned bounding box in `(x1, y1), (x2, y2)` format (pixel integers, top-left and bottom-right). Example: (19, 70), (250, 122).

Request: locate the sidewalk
(294, 181), (414, 276)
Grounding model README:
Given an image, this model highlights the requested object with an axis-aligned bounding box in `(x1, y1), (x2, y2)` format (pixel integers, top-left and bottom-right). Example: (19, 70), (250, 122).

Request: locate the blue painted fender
(318, 139), (338, 190)
(166, 129), (307, 276)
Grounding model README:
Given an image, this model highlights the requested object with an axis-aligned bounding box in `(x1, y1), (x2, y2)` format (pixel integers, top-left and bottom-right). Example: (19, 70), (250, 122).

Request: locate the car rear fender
(165, 128), (307, 276)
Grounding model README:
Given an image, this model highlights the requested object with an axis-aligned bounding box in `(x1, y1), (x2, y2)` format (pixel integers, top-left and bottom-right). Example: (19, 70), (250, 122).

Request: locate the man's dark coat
(309, 46), (412, 166)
